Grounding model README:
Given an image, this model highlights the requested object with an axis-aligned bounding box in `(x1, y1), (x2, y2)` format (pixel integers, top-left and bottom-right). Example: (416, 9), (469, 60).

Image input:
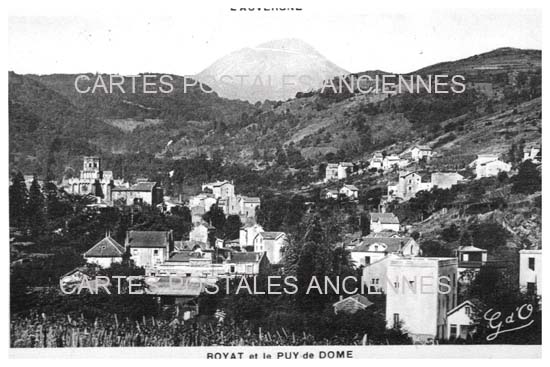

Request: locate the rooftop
(369, 212), (400, 224)
(127, 231), (172, 248)
(84, 236), (125, 258)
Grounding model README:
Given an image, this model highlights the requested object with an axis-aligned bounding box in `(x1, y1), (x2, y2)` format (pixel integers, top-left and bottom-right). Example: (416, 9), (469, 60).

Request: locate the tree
(511, 160), (541, 195)
(26, 177), (45, 236)
(203, 204), (226, 231)
(9, 172), (28, 228)
(223, 215), (242, 240)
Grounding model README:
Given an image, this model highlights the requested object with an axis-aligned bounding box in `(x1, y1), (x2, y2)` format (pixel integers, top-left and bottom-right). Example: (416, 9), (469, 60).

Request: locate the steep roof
(85, 236), (125, 258)
(127, 231), (172, 248)
(458, 245), (487, 253)
(447, 300), (481, 317)
(369, 212), (400, 224)
(342, 184), (358, 191)
(414, 145), (432, 151)
(239, 196), (261, 203)
(112, 182), (157, 192)
(352, 237), (413, 253)
(333, 294), (374, 310)
(259, 231), (286, 240)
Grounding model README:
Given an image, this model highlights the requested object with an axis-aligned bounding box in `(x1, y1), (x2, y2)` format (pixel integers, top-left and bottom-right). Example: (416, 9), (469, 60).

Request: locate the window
(450, 324), (457, 338)
(528, 257), (535, 271)
(394, 281), (399, 289)
(153, 249), (159, 255)
(393, 313), (400, 325)
(230, 265), (236, 273)
(527, 282), (536, 294)
(464, 306), (471, 316)
(364, 256), (371, 265)
(246, 265), (254, 273)
(371, 278), (379, 285)
(462, 254), (469, 262)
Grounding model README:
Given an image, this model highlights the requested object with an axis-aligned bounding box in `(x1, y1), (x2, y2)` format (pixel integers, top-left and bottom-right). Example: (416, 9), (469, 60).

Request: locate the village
(34, 138), (542, 344)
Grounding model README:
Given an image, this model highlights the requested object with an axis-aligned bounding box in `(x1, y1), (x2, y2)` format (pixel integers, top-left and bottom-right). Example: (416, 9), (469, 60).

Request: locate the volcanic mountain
(195, 38), (349, 102)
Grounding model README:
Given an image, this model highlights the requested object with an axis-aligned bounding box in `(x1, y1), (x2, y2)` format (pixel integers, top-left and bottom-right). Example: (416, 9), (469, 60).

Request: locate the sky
(8, 8), (542, 75)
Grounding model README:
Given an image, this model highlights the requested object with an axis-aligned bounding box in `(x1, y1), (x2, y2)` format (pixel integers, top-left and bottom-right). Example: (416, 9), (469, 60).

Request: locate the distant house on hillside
(431, 172), (465, 190)
(325, 189), (339, 200)
(410, 145), (433, 162)
(324, 162), (354, 182)
(239, 223), (264, 249)
(388, 171), (432, 201)
(370, 153), (384, 170)
(469, 155), (511, 179)
(201, 180), (235, 200)
(84, 235), (125, 268)
(523, 143), (541, 163)
(369, 212), (400, 233)
(238, 196), (261, 218)
(340, 184), (359, 199)
(126, 230), (174, 268)
(382, 154), (404, 170)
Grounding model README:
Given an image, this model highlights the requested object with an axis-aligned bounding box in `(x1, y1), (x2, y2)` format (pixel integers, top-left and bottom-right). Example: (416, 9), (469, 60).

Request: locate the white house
(253, 231), (288, 264)
(446, 300), (480, 340)
(362, 253), (400, 293)
(410, 145), (433, 161)
(324, 163), (339, 182)
(519, 249), (542, 296)
(431, 172), (464, 190)
(239, 223), (264, 249)
(350, 236), (420, 268)
(325, 189), (339, 200)
(189, 223), (214, 245)
(369, 212), (400, 233)
(382, 154), (401, 170)
(225, 252), (270, 275)
(340, 184), (359, 200)
(126, 230), (174, 268)
(370, 153), (384, 170)
(84, 236), (125, 268)
(523, 143), (541, 163)
(386, 257), (458, 343)
(469, 155), (511, 179)
(238, 196), (261, 218)
(388, 171), (433, 201)
(338, 162), (354, 179)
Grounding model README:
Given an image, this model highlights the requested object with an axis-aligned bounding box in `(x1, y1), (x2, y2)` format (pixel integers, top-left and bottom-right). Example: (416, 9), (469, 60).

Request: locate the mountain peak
(254, 38), (321, 56)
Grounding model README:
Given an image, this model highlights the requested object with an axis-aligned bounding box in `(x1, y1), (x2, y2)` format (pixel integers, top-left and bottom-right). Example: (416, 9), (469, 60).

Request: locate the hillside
(8, 47), (541, 183)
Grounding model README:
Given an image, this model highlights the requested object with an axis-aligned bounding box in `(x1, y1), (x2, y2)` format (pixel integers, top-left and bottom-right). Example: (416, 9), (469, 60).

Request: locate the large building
(388, 171), (463, 201)
(385, 257), (458, 342)
(252, 231), (288, 264)
(63, 156), (122, 201)
(111, 181), (164, 206)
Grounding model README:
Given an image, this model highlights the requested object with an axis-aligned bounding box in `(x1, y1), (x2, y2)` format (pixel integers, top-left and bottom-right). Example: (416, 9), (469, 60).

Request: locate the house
(382, 154), (401, 170)
(59, 267), (96, 292)
(189, 223), (214, 246)
(238, 196), (261, 218)
(239, 223), (264, 249)
(190, 205), (206, 224)
(431, 172), (464, 190)
(386, 257), (458, 343)
(111, 181), (163, 206)
(325, 189), (339, 200)
(126, 230), (174, 268)
(388, 171), (432, 201)
(469, 155), (511, 179)
(370, 153), (384, 170)
(410, 145), (433, 161)
(446, 300), (480, 340)
(202, 180), (234, 199)
(325, 163), (339, 182)
(340, 184), (359, 200)
(350, 236), (420, 268)
(338, 162), (354, 179)
(158, 198), (184, 214)
(519, 249), (542, 296)
(456, 245), (487, 273)
(84, 235), (125, 268)
(225, 252), (270, 275)
(333, 294), (374, 315)
(523, 143), (541, 163)
(253, 231), (288, 264)
(369, 212), (400, 233)
(188, 193), (217, 211)
(362, 253), (400, 293)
